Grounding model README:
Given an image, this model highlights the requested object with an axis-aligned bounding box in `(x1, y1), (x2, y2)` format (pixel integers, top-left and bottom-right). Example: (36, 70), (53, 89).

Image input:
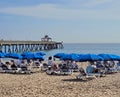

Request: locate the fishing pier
(0, 35), (63, 53)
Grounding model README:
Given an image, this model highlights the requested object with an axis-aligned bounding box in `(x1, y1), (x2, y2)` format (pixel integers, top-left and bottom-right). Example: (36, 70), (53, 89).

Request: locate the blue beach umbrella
(98, 53), (117, 61)
(36, 52), (46, 56)
(22, 53), (44, 60)
(60, 53), (80, 61)
(5, 53), (23, 59)
(98, 53), (120, 61)
(0, 52), (6, 58)
(79, 54), (103, 62)
(21, 52), (33, 56)
(30, 54), (44, 60)
(54, 53), (66, 58)
(109, 54), (120, 60)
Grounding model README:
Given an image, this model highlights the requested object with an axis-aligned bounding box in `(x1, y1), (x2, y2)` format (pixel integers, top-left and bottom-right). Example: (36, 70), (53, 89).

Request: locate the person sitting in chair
(10, 60), (17, 70)
(1, 63), (8, 70)
(20, 61), (27, 71)
(71, 61), (79, 69)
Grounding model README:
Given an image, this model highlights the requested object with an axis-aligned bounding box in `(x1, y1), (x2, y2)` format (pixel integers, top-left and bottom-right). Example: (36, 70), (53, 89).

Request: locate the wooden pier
(0, 40), (63, 53)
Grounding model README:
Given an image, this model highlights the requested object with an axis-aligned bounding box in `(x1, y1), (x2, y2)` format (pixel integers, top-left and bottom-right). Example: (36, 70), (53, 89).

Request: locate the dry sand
(0, 62), (120, 97)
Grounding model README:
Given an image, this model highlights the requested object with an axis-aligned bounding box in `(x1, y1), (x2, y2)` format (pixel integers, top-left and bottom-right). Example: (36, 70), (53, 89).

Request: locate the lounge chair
(59, 64), (72, 75)
(32, 61), (41, 68)
(71, 66), (80, 72)
(104, 64), (117, 74)
(76, 67), (96, 80)
(16, 67), (31, 74)
(0, 64), (31, 74)
(59, 68), (72, 75)
(41, 63), (49, 71)
(86, 65), (105, 77)
(46, 65), (72, 75)
(0, 64), (11, 73)
(116, 63), (120, 72)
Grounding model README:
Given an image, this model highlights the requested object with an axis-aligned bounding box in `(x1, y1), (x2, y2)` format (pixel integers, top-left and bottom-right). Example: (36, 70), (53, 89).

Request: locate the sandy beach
(0, 62), (120, 97)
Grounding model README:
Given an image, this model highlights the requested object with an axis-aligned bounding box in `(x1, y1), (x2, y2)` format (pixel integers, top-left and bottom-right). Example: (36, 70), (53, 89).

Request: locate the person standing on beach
(47, 56), (55, 67)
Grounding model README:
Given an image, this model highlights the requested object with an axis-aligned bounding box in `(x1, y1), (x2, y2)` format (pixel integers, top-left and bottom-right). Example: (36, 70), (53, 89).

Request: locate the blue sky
(0, 0), (120, 43)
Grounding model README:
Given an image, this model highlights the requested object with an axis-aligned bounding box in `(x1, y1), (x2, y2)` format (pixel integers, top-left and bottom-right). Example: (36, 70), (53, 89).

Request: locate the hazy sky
(0, 0), (120, 43)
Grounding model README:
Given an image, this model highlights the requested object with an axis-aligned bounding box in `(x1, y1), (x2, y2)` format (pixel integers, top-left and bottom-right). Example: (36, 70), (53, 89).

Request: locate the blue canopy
(60, 53), (80, 61)
(79, 54), (103, 62)
(21, 52), (33, 56)
(36, 52), (46, 56)
(5, 53), (23, 59)
(0, 52), (6, 58)
(109, 54), (120, 60)
(54, 53), (66, 58)
(98, 53), (120, 61)
(22, 53), (44, 60)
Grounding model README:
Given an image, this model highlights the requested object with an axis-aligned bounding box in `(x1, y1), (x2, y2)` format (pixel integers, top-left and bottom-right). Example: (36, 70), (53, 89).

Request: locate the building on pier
(41, 35), (52, 42)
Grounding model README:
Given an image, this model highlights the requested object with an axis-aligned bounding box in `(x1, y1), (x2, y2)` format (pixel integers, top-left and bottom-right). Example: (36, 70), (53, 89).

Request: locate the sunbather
(10, 60), (17, 70)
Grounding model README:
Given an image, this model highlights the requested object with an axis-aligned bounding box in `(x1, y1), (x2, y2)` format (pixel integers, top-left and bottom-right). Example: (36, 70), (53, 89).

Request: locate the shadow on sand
(62, 78), (93, 82)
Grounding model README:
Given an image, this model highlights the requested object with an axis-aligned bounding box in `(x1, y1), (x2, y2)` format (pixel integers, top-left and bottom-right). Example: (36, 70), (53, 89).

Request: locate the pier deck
(0, 40), (63, 53)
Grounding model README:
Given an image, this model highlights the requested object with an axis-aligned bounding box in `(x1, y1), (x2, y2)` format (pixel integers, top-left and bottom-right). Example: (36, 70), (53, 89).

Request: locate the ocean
(44, 43), (120, 59)
(2, 43), (120, 60)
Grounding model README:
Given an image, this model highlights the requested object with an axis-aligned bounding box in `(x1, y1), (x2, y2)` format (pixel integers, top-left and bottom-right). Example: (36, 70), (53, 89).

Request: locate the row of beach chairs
(41, 63), (79, 75)
(0, 67), (31, 74)
(76, 61), (120, 80)
(41, 61), (120, 80)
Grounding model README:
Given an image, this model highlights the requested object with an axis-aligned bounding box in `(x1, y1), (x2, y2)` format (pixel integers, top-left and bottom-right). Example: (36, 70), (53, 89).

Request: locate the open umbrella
(22, 52), (33, 56)
(109, 54), (120, 60)
(98, 53), (120, 61)
(22, 53), (44, 60)
(36, 52), (46, 56)
(54, 53), (66, 58)
(79, 54), (103, 62)
(60, 53), (80, 61)
(0, 52), (6, 58)
(5, 53), (23, 59)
